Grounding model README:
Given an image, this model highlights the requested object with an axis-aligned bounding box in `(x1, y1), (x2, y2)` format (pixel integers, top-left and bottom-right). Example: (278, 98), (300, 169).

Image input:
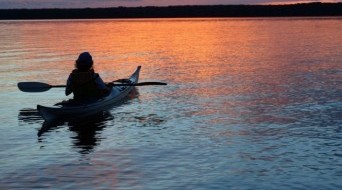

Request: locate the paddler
(65, 52), (111, 101)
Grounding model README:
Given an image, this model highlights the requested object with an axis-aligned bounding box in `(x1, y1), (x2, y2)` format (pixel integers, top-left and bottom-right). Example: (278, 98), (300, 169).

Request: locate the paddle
(18, 81), (167, 93)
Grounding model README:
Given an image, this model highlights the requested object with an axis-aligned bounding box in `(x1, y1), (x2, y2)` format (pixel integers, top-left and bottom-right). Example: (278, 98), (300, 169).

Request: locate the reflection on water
(18, 108), (41, 123)
(63, 112), (112, 154)
(19, 108), (112, 154)
(18, 88), (141, 154)
(2, 18), (342, 189)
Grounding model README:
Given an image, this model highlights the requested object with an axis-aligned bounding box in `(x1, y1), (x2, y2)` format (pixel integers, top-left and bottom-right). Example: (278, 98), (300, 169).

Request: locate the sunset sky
(0, 0), (340, 9)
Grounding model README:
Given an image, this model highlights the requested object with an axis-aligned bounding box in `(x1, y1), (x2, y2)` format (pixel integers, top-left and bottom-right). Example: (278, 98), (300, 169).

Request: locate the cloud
(0, 0), (340, 9)
(0, 0), (144, 8)
(258, 0), (341, 4)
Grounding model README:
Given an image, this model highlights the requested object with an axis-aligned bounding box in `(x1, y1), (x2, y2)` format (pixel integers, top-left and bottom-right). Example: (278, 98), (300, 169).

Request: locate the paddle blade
(17, 82), (53, 92)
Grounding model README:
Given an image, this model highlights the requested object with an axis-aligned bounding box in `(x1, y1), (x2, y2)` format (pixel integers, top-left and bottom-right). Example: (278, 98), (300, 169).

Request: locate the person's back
(65, 52), (110, 101)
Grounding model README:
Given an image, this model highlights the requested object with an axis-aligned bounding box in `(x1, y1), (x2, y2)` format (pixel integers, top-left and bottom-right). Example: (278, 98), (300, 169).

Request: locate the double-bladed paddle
(18, 81), (167, 93)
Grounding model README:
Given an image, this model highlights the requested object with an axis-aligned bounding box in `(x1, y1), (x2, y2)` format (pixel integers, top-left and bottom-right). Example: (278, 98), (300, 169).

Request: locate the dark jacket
(66, 69), (109, 100)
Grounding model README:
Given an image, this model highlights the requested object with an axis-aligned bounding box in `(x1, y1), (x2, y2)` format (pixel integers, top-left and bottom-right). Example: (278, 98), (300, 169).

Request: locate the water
(0, 18), (341, 189)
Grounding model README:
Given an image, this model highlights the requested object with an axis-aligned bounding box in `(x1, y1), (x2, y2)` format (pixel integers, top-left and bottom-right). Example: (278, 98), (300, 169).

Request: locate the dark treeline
(0, 3), (341, 20)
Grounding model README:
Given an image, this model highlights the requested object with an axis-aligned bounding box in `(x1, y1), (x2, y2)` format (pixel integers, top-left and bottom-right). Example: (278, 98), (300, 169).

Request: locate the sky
(0, 0), (340, 9)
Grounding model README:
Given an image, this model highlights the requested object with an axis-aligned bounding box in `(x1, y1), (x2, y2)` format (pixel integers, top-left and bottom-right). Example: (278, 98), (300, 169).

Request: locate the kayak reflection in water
(65, 52), (112, 103)
(38, 112), (113, 154)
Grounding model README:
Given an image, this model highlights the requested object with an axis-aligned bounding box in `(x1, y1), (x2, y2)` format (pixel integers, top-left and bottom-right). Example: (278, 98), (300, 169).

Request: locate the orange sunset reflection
(10, 18), (341, 108)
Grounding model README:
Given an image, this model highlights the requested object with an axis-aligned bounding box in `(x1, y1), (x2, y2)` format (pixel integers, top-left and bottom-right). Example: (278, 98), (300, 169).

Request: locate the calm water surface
(0, 18), (341, 189)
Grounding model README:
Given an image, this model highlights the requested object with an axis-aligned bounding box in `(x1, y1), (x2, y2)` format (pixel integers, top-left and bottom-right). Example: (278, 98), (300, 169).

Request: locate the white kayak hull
(37, 66), (141, 121)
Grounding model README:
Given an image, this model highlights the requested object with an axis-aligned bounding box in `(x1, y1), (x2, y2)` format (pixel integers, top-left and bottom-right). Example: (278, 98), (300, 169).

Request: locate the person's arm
(65, 75), (73, 96)
(94, 74), (110, 91)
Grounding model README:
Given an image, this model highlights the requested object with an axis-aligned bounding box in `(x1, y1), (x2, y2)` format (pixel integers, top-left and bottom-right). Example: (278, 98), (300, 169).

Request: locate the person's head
(75, 52), (93, 71)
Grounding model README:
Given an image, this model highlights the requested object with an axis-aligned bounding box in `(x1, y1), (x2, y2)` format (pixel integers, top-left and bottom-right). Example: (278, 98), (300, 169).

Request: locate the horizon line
(0, 2), (341, 10)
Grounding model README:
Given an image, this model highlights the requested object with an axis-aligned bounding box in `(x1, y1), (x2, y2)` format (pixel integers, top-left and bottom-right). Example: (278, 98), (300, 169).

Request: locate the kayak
(37, 66), (141, 121)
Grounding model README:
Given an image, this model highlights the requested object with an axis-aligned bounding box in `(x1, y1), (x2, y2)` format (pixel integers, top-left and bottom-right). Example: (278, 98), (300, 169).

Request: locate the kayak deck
(37, 66), (141, 121)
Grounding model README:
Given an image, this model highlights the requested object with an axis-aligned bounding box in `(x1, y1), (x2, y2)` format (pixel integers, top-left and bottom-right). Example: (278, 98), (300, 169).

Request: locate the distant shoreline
(0, 3), (341, 20)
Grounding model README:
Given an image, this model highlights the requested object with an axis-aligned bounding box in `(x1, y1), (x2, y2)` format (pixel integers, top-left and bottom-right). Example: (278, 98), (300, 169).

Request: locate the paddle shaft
(18, 81), (167, 92)
(50, 82), (166, 87)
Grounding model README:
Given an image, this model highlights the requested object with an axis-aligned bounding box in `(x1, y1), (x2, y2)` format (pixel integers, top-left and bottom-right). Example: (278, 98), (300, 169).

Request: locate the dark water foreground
(0, 18), (341, 189)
